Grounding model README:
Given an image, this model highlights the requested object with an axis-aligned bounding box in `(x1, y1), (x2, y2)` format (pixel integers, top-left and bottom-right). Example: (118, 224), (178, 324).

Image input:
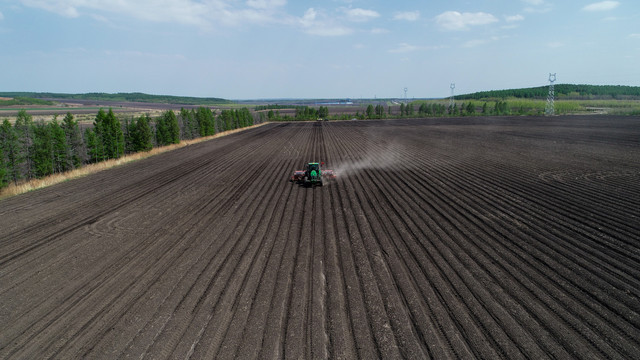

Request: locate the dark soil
(1, 116), (639, 358)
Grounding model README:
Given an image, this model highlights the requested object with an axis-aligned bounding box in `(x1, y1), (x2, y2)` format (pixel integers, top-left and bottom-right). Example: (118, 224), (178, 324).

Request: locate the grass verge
(0, 122), (268, 201)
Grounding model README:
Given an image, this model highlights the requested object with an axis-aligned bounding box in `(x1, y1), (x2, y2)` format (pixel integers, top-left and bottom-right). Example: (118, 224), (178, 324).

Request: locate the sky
(0, 0), (639, 99)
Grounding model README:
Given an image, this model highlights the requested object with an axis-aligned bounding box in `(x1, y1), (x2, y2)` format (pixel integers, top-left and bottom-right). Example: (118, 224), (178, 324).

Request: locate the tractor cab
(304, 162), (323, 186)
(306, 163), (320, 178)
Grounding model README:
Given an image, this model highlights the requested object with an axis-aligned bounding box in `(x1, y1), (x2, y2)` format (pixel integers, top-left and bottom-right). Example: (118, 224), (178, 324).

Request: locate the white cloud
(524, 7), (552, 13)
(19, 0), (288, 29)
(246, 0), (286, 10)
(582, 1), (620, 12)
(463, 36), (502, 48)
(388, 43), (419, 53)
(342, 7), (379, 22)
(522, 0), (552, 13)
(299, 7), (316, 27)
(21, 0), (81, 17)
(0, 11), (4, 20)
(547, 41), (564, 48)
(629, 34), (640, 39)
(300, 8), (352, 36)
(305, 25), (352, 36)
(393, 11), (420, 21)
(435, 11), (498, 31)
(505, 14), (524, 22)
(371, 28), (389, 34)
(463, 39), (488, 48)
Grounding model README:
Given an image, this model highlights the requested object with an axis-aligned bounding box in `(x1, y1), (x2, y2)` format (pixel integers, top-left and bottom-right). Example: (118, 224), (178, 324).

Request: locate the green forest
(0, 92), (231, 106)
(457, 84), (640, 100)
(0, 107), (256, 189)
(0, 97), (55, 106)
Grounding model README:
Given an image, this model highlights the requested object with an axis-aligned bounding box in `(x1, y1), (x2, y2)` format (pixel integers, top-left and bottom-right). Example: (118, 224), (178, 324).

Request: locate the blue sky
(0, 0), (638, 99)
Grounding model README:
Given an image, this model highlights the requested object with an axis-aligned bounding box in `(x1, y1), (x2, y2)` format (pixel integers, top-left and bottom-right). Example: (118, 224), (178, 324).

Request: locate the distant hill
(0, 96), (55, 106)
(0, 92), (232, 106)
(457, 84), (640, 100)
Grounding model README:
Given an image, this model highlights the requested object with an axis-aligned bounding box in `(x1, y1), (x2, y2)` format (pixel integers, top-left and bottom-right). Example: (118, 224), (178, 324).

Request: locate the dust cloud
(331, 141), (405, 178)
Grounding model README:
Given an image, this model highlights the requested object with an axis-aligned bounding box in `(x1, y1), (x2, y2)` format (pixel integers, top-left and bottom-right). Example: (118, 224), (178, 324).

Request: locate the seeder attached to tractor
(290, 162), (336, 187)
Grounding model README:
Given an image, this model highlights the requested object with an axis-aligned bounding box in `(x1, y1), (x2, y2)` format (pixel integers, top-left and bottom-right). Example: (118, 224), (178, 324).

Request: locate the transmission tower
(449, 83), (455, 108)
(545, 73), (556, 116)
(403, 87), (408, 103)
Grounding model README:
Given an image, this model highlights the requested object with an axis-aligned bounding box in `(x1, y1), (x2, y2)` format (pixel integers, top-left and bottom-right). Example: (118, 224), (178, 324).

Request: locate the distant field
(0, 107), (104, 112)
(412, 98), (640, 116)
(2, 95), (640, 125)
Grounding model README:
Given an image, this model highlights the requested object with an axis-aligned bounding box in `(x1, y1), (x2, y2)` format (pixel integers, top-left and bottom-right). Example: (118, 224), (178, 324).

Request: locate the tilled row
(319, 119), (639, 358)
(0, 116), (638, 359)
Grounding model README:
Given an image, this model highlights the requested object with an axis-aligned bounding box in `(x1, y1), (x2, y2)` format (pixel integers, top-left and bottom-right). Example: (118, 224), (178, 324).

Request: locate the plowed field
(1, 116), (639, 359)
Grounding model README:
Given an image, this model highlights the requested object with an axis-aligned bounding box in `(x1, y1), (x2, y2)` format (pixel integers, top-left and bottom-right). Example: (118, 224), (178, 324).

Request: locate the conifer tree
(31, 121), (54, 177)
(93, 108), (107, 161)
(135, 114), (153, 152)
(49, 119), (68, 173)
(366, 104), (374, 118)
(196, 107), (215, 136)
(466, 102), (475, 115)
(84, 128), (102, 163)
(180, 108), (194, 140)
(239, 108), (253, 126)
(164, 110), (180, 144)
(124, 117), (135, 154)
(93, 109), (108, 161)
(235, 109), (242, 128)
(61, 112), (83, 168)
(0, 145), (6, 189)
(318, 106), (329, 119)
(105, 109), (124, 159)
(155, 115), (168, 146)
(0, 119), (22, 184)
(94, 108), (124, 160)
(15, 110), (35, 179)
(190, 109), (201, 137)
(220, 110), (234, 131)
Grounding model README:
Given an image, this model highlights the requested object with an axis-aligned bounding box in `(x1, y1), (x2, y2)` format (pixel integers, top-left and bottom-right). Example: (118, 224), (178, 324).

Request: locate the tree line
(0, 97), (54, 107)
(259, 106), (329, 121)
(363, 101), (508, 119)
(256, 102), (511, 122)
(457, 84), (640, 100)
(0, 92), (232, 106)
(0, 107), (257, 189)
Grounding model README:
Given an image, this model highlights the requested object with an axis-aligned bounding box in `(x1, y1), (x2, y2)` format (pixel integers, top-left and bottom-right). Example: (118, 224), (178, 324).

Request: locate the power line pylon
(545, 73), (556, 116)
(449, 83), (455, 109)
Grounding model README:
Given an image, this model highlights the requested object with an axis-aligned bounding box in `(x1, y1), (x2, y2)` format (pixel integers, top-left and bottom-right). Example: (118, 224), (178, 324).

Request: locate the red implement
(290, 170), (306, 182)
(323, 169), (336, 179)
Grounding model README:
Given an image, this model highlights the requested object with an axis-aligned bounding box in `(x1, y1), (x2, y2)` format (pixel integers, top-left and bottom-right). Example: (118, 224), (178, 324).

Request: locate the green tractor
(304, 162), (323, 187)
(290, 162), (336, 187)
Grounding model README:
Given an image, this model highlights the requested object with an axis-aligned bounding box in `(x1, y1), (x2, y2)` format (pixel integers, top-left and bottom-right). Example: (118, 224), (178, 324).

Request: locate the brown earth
(0, 116), (639, 359)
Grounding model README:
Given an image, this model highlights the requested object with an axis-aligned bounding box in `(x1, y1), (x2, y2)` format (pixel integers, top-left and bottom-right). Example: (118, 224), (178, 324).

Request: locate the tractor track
(1, 116), (639, 359)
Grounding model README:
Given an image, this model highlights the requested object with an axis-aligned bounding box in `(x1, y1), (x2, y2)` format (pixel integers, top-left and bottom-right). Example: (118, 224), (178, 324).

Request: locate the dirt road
(1, 116), (639, 358)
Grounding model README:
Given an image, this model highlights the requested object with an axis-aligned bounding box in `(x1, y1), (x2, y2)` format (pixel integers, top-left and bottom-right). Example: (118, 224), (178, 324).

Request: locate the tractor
(290, 162), (336, 187)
